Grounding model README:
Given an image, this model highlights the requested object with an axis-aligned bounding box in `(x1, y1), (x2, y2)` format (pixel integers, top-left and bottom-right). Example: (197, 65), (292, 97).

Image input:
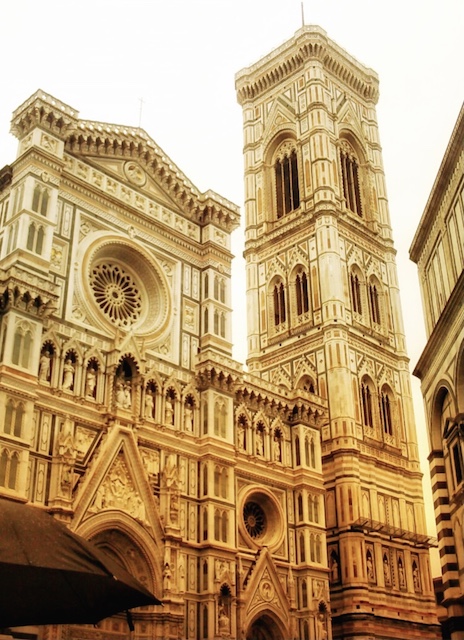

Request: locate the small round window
(240, 488), (284, 551)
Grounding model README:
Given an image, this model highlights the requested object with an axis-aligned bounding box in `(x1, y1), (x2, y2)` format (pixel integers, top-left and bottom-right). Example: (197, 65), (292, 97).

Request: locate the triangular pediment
(73, 426), (163, 543)
(85, 157), (180, 211)
(262, 98), (297, 153)
(243, 548), (290, 625)
(10, 90), (240, 231)
(337, 100), (365, 143)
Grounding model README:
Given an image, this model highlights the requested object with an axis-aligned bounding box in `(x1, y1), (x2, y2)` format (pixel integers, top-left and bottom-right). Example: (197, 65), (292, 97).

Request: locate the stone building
(0, 25), (439, 640)
(410, 103), (464, 639)
(235, 25), (439, 640)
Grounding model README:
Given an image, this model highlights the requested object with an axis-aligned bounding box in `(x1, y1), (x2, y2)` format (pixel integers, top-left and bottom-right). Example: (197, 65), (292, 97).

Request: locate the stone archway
(246, 613), (285, 640)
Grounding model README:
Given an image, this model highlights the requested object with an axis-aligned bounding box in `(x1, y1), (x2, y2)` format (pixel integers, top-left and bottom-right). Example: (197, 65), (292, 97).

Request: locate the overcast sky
(0, 0), (462, 543)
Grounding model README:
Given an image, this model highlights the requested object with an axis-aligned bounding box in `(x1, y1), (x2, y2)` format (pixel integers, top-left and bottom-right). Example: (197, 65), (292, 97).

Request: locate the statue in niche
(85, 365), (97, 398)
(256, 429), (264, 456)
(383, 554), (391, 585)
(123, 382), (132, 408)
(238, 423), (245, 450)
(273, 435), (281, 462)
(330, 554), (339, 583)
(39, 349), (52, 382)
(184, 402), (193, 431)
(315, 612), (328, 640)
(398, 557), (406, 588)
(145, 392), (154, 418)
(115, 379), (126, 407)
(62, 358), (75, 390)
(413, 564), (420, 591)
(218, 605), (230, 634)
(165, 396), (174, 425)
(366, 551), (374, 580)
(163, 562), (172, 592)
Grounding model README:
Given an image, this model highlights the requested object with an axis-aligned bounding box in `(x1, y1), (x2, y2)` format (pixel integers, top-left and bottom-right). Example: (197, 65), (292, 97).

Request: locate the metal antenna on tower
(301, 1), (305, 26)
(138, 97), (145, 128)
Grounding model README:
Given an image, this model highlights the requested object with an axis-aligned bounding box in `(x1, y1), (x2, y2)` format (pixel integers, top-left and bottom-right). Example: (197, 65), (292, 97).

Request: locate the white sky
(0, 0), (463, 549)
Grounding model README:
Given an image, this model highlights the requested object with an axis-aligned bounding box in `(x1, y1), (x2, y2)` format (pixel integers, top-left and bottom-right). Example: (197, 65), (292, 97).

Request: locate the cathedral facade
(0, 26), (439, 640)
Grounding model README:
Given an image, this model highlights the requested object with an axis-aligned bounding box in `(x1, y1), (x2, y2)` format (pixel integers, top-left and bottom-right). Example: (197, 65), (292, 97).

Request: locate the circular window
(243, 501), (266, 539)
(76, 233), (172, 343)
(240, 488), (285, 551)
(90, 262), (142, 328)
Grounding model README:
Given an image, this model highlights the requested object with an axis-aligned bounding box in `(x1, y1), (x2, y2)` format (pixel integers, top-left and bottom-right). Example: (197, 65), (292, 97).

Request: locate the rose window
(90, 263), (142, 328)
(243, 501), (266, 539)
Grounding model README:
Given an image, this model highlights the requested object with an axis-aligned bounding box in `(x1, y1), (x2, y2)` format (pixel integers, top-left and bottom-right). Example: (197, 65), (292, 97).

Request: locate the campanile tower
(236, 26), (440, 639)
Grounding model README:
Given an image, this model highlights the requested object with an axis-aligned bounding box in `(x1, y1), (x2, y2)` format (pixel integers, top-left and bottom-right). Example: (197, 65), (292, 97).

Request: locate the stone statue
(145, 392), (154, 418)
(62, 358), (75, 390)
(85, 366), (97, 398)
(39, 350), (52, 382)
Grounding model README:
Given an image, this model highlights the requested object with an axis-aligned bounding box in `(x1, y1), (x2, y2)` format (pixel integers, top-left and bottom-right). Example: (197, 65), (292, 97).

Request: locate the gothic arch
(455, 339), (464, 409)
(430, 382), (457, 450)
(75, 510), (162, 598)
(245, 611), (288, 640)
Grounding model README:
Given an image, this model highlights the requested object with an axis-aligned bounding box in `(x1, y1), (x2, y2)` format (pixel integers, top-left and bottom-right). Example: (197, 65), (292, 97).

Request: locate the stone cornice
(10, 90), (240, 234)
(236, 26), (379, 105)
(410, 102), (464, 262)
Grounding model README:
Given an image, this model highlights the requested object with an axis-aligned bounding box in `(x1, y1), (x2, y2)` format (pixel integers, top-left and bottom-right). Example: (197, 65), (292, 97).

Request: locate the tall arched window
(32, 184), (50, 216)
(273, 281), (286, 326)
(380, 387), (393, 436)
(275, 146), (300, 218)
(361, 379), (374, 428)
(369, 280), (381, 325)
(350, 271), (362, 315)
(295, 270), (309, 316)
(340, 140), (362, 216)
(12, 322), (33, 369)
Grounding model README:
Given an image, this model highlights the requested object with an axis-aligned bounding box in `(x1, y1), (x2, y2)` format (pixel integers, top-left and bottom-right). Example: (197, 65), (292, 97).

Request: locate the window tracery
(0, 448), (19, 489)
(274, 143), (300, 218)
(340, 140), (362, 216)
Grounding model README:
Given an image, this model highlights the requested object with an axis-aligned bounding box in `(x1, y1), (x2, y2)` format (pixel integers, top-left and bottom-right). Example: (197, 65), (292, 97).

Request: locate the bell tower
(236, 26), (440, 639)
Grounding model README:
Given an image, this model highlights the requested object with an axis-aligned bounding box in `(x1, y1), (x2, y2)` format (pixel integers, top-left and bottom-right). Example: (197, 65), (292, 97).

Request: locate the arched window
(214, 466), (220, 496)
(340, 140), (362, 216)
(314, 495), (319, 523)
(369, 280), (381, 325)
(275, 147), (300, 218)
(295, 270), (309, 316)
(308, 495), (314, 521)
(310, 439), (316, 467)
(295, 435), (301, 466)
(202, 507), (208, 541)
(32, 184), (50, 216)
(202, 560), (208, 591)
(12, 322), (33, 369)
(202, 604), (208, 639)
(304, 437), (310, 466)
(297, 493), (303, 521)
(203, 464), (208, 496)
(214, 309), (219, 334)
(26, 222), (45, 255)
(0, 449), (19, 489)
(299, 532), (306, 563)
(273, 281), (286, 326)
(361, 378), (374, 428)
(204, 308), (209, 333)
(301, 578), (308, 608)
(221, 511), (228, 542)
(350, 271), (362, 315)
(204, 273), (209, 298)
(3, 399), (26, 440)
(380, 387), (393, 436)
(221, 468), (228, 498)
